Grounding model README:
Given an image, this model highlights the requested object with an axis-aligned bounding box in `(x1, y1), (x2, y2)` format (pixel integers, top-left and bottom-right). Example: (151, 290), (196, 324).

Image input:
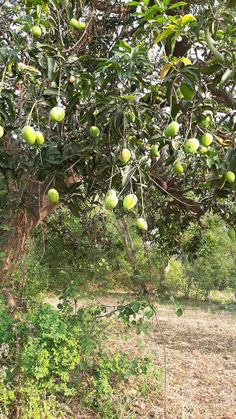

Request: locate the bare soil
(45, 296), (236, 418)
(150, 304), (236, 419)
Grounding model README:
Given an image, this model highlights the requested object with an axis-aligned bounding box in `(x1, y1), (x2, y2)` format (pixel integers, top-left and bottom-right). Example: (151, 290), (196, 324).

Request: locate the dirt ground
(148, 304), (236, 419)
(45, 296), (236, 418)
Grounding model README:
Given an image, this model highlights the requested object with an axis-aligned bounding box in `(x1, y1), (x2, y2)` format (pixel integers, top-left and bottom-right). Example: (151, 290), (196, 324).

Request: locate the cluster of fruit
(31, 18), (86, 39)
(20, 106), (102, 147)
(29, 112), (234, 226)
(150, 120), (235, 183)
(20, 107), (65, 146)
(104, 190), (147, 232)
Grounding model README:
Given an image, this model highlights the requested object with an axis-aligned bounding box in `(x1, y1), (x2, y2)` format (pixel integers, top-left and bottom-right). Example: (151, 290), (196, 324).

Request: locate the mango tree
(0, 0), (235, 308)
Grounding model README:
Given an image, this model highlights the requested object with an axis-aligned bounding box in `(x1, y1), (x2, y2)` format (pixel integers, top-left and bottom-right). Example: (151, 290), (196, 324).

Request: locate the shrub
(0, 301), (158, 418)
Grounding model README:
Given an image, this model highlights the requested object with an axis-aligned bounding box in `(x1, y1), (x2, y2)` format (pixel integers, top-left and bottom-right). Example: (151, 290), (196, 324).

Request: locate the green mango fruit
(123, 194), (137, 211)
(22, 126), (36, 145)
(183, 138), (199, 153)
(164, 121), (179, 138)
(48, 188), (59, 203)
(136, 217), (148, 231)
(35, 131), (45, 146)
(32, 25), (42, 37)
(50, 107), (65, 122)
(119, 148), (131, 164)
(225, 171), (235, 184)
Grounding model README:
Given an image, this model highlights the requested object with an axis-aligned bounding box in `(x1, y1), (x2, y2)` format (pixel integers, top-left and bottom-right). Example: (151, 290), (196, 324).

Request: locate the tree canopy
(0, 0), (236, 305)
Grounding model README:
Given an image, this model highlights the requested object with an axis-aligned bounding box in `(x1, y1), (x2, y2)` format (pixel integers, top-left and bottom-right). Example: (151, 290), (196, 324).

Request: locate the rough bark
(0, 179), (57, 310)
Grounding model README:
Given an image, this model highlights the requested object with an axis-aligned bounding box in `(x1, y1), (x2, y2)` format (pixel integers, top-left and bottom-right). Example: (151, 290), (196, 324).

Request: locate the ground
(45, 295), (236, 418)
(151, 304), (236, 419)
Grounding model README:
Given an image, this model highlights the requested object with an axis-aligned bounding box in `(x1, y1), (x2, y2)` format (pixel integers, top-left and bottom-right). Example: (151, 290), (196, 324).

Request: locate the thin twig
(63, 14), (95, 55)
(149, 175), (198, 208)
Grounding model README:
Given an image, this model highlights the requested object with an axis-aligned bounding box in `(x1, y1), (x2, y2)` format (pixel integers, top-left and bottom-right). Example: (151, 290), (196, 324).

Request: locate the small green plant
(0, 300), (160, 418)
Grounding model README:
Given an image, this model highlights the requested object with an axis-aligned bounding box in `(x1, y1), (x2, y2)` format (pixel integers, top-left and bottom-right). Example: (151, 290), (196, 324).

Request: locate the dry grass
(45, 296), (236, 418)
(151, 305), (236, 419)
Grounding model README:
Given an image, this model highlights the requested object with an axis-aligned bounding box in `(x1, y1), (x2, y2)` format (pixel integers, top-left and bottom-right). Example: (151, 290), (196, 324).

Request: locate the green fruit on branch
(35, 131), (45, 146)
(227, 227), (235, 241)
(105, 195), (118, 210)
(70, 18), (86, 30)
(136, 217), (148, 231)
(164, 121), (179, 138)
(69, 75), (76, 84)
(150, 145), (159, 157)
(225, 171), (235, 184)
(201, 133), (213, 146)
(180, 82), (195, 100)
(50, 106), (65, 122)
(119, 148), (131, 164)
(183, 138), (199, 153)
(205, 27), (224, 63)
(32, 25), (42, 37)
(77, 21), (86, 30)
(199, 146), (209, 155)
(123, 193), (137, 211)
(69, 18), (80, 29)
(173, 162), (184, 174)
(90, 126), (100, 138)
(0, 126), (4, 138)
(22, 126), (36, 145)
(47, 188), (59, 204)
(199, 115), (211, 129)
(106, 189), (117, 198)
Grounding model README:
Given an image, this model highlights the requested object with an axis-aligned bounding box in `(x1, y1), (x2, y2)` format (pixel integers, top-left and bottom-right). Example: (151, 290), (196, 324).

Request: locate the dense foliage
(13, 207), (236, 303)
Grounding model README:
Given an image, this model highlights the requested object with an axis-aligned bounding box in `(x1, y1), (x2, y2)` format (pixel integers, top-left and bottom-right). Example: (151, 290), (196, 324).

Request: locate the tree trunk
(0, 179), (56, 311)
(158, 258), (170, 295)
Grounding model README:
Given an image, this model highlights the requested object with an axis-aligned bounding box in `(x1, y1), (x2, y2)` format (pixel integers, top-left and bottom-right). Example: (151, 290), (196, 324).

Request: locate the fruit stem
(57, 68), (62, 102)
(108, 165), (115, 190)
(36, 106), (40, 130)
(26, 101), (39, 125)
(57, 9), (65, 47)
(138, 166), (145, 218)
(0, 66), (7, 95)
(185, 110), (193, 140)
(149, 174), (197, 208)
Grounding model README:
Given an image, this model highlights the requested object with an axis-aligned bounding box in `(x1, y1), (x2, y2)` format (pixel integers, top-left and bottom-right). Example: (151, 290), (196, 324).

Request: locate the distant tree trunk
(158, 258), (170, 295)
(0, 179), (56, 311)
(184, 277), (193, 299)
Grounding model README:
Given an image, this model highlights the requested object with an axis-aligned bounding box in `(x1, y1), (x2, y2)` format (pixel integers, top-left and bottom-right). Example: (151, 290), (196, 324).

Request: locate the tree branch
(207, 84), (236, 109)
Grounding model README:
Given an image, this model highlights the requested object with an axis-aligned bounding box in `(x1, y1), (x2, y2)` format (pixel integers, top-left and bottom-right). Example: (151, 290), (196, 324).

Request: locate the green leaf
(176, 307), (183, 317)
(127, 1), (141, 5)
(47, 57), (56, 80)
(131, 302), (141, 313)
(168, 2), (187, 10)
(119, 40), (132, 52)
(144, 308), (153, 319)
(154, 28), (176, 44)
(121, 167), (136, 188)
